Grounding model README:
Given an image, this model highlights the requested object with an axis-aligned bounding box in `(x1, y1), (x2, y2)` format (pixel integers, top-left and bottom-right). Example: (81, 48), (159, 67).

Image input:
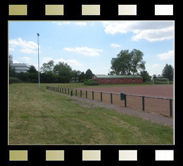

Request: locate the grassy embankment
(9, 83), (173, 145)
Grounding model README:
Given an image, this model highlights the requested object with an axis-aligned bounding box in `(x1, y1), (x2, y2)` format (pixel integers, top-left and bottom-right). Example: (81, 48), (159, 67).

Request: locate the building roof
(94, 75), (142, 78)
(11, 63), (29, 67)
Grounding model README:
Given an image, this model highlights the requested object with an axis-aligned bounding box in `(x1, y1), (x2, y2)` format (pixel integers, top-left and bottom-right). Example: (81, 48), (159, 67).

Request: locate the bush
(84, 79), (99, 85)
(80, 79), (87, 83)
(9, 77), (22, 84)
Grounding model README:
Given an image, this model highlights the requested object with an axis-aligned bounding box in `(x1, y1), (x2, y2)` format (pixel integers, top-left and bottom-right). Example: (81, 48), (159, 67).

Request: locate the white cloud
(131, 27), (174, 42)
(57, 58), (83, 67)
(9, 38), (39, 54)
(156, 50), (174, 60)
(64, 47), (103, 56)
(52, 21), (62, 25)
(42, 57), (83, 67)
(74, 22), (87, 26)
(152, 64), (161, 68)
(42, 57), (54, 63)
(19, 57), (31, 62)
(20, 48), (37, 54)
(146, 63), (162, 76)
(110, 43), (121, 47)
(9, 48), (15, 51)
(13, 60), (19, 63)
(52, 21), (87, 26)
(102, 21), (174, 42)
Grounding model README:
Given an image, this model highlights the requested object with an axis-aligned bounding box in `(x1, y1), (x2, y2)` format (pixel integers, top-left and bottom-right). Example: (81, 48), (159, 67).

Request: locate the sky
(8, 21), (174, 76)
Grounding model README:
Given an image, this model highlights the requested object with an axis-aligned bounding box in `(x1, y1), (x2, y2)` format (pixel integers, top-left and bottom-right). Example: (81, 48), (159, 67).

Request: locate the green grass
(9, 83), (173, 145)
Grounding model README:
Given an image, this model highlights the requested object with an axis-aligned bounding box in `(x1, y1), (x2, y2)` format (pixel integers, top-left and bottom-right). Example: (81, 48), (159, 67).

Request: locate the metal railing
(46, 86), (173, 117)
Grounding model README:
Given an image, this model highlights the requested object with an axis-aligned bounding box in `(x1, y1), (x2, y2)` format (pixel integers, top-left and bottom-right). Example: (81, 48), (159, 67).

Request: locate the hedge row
(84, 79), (99, 85)
(9, 77), (22, 84)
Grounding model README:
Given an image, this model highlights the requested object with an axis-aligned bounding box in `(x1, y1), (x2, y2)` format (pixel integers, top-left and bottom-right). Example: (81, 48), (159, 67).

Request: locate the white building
(9, 55), (29, 73)
(11, 63), (29, 73)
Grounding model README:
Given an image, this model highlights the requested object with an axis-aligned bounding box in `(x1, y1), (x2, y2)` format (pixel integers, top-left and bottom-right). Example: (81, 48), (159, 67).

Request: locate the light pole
(37, 33), (40, 89)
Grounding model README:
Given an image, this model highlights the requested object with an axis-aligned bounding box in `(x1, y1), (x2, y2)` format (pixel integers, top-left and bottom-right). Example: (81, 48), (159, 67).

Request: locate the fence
(46, 85), (173, 117)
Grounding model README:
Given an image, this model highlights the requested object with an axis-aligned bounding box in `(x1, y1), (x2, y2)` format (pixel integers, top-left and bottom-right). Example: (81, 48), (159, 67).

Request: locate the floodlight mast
(37, 33), (40, 89)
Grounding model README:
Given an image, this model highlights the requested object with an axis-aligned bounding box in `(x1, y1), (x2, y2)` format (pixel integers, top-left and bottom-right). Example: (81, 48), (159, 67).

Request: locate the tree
(9, 64), (16, 77)
(111, 50), (131, 75)
(28, 65), (37, 73)
(53, 62), (72, 82)
(17, 72), (30, 82)
(41, 60), (54, 73)
(71, 70), (81, 82)
(152, 74), (157, 79)
(130, 49), (145, 75)
(162, 64), (173, 81)
(108, 70), (116, 75)
(85, 69), (94, 79)
(78, 72), (86, 82)
(140, 70), (151, 82)
(110, 49), (146, 75)
(72, 70), (81, 77)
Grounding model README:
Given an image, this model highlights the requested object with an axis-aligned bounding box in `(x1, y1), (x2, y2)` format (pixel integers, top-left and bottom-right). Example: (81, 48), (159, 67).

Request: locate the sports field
(77, 85), (173, 98)
(76, 85), (173, 117)
(9, 83), (173, 145)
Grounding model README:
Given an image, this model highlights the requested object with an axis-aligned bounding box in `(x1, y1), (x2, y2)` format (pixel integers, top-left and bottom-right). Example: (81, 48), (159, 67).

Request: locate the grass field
(9, 83), (173, 145)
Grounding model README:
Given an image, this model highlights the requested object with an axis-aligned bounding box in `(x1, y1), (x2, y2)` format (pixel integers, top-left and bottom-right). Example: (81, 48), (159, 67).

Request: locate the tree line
(9, 49), (174, 84)
(9, 60), (94, 84)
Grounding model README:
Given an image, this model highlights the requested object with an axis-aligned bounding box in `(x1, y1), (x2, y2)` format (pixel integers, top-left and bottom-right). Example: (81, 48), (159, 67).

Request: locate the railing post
(169, 99), (173, 117)
(80, 90), (82, 97)
(100, 92), (102, 102)
(86, 90), (87, 98)
(65, 88), (66, 94)
(92, 91), (94, 100)
(110, 93), (113, 104)
(124, 94), (127, 107)
(142, 96), (145, 111)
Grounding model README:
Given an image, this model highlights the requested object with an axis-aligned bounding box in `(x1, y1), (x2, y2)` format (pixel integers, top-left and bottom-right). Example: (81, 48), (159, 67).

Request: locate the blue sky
(9, 21), (174, 76)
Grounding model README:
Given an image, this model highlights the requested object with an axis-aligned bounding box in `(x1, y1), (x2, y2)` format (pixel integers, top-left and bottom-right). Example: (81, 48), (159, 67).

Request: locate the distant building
(9, 55), (29, 73)
(93, 75), (143, 84)
(11, 63), (29, 73)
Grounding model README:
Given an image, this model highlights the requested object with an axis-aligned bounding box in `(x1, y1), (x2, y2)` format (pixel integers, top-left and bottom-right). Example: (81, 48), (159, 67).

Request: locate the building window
(107, 78), (110, 81)
(120, 78), (123, 81)
(133, 78), (135, 81)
